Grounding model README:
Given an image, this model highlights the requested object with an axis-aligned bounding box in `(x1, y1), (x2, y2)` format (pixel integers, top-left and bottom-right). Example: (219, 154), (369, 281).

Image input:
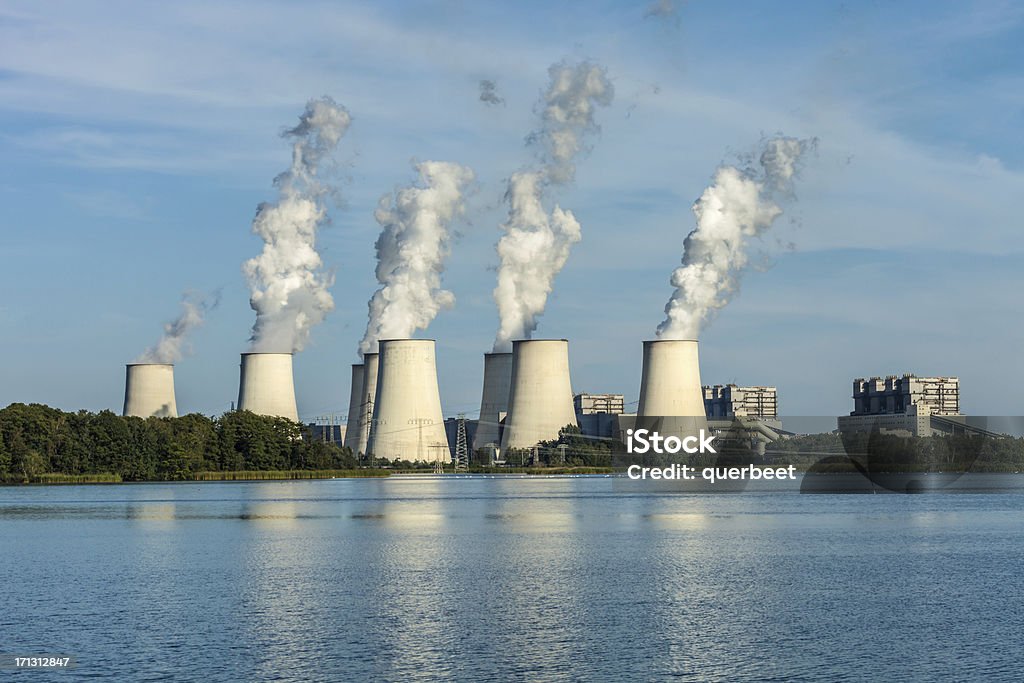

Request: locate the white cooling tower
(354, 352), (379, 455)
(237, 352), (299, 422)
(635, 339), (708, 437)
(123, 363), (178, 418)
(500, 339), (578, 451)
(367, 339), (449, 463)
(473, 352), (512, 452)
(343, 363), (365, 452)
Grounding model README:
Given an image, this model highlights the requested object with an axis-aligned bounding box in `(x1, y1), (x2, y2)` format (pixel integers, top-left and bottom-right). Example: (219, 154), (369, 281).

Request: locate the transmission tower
(454, 413), (469, 472)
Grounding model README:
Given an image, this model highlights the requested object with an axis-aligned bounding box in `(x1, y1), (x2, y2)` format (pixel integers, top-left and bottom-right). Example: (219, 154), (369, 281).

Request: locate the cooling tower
(473, 352), (513, 452)
(343, 363), (365, 452)
(500, 339), (578, 451)
(635, 339), (708, 437)
(122, 363), (177, 418)
(367, 339), (449, 463)
(237, 352), (299, 422)
(354, 352), (379, 455)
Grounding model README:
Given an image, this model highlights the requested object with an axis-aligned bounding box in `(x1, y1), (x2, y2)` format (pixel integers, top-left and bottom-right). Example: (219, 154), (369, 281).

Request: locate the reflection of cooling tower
(237, 352), (299, 422)
(355, 352), (379, 455)
(343, 363), (364, 452)
(636, 339), (708, 437)
(123, 363), (177, 418)
(473, 352), (512, 451)
(501, 340), (578, 451)
(368, 340), (449, 463)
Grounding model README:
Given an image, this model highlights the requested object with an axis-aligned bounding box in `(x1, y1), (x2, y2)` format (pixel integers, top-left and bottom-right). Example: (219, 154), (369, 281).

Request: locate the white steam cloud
(657, 136), (817, 340)
(245, 96), (351, 353)
(360, 161), (475, 355)
(479, 79), (505, 106)
(137, 291), (219, 363)
(492, 60), (614, 352)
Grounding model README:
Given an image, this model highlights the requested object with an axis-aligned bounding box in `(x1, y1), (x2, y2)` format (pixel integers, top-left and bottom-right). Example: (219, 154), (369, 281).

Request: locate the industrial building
(367, 339), (450, 463)
(236, 352), (299, 421)
(703, 385), (778, 419)
(635, 339), (708, 440)
(123, 363), (178, 418)
(473, 352), (512, 452)
(306, 422), (346, 445)
(574, 393), (625, 415)
(501, 339), (578, 451)
(574, 393), (625, 440)
(838, 374), (964, 437)
(851, 374), (959, 416)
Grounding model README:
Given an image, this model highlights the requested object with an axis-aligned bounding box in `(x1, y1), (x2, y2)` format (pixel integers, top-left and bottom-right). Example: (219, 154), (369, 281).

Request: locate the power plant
(473, 351), (512, 452)
(123, 363), (178, 418)
(343, 363), (365, 453)
(237, 352), (299, 422)
(635, 339), (709, 438)
(367, 339), (449, 463)
(354, 352), (379, 456)
(501, 339), (578, 451)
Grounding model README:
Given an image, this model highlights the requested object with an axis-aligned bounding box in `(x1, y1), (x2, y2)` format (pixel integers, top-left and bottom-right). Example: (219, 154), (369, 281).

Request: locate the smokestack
(500, 339), (577, 451)
(123, 363), (177, 418)
(635, 340), (708, 438)
(354, 352), (379, 456)
(343, 363), (365, 452)
(473, 352), (513, 452)
(237, 352), (299, 422)
(367, 339), (448, 463)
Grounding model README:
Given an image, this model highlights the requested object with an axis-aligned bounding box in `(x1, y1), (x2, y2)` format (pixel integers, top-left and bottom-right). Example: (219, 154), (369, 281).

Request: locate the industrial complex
(122, 338), (977, 462)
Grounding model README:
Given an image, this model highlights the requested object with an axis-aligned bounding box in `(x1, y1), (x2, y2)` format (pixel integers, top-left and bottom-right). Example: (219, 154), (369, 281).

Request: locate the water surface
(2, 476), (1023, 681)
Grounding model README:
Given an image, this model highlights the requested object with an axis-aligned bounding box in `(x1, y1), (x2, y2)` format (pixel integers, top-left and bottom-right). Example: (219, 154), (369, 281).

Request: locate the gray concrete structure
(851, 374), (959, 416)
(343, 363), (365, 452)
(237, 352), (299, 422)
(123, 363), (177, 418)
(574, 393), (625, 415)
(703, 384), (778, 419)
(368, 340), (449, 463)
(473, 352), (512, 452)
(501, 339), (578, 451)
(355, 353), (379, 456)
(636, 339), (709, 438)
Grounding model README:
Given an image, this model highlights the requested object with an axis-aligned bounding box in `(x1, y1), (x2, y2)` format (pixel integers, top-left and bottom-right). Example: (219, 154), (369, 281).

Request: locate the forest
(0, 402), (358, 483)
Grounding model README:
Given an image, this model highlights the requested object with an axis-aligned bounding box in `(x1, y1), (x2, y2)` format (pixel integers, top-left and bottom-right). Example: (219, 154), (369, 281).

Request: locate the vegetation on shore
(6, 402), (1024, 484)
(0, 403), (360, 484)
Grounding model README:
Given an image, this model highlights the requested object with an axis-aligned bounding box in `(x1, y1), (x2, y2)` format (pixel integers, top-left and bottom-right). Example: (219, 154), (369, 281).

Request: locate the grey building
(574, 393), (625, 415)
(703, 385), (778, 419)
(574, 393), (625, 440)
(839, 374), (963, 437)
(851, 374), (959, 416)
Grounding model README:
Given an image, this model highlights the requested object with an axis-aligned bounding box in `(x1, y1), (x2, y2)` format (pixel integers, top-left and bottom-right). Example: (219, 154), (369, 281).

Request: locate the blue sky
(1, 0), (1022, 420)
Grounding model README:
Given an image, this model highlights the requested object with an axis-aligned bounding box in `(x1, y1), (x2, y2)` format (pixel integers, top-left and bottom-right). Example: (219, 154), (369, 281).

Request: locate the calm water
(2, 476), (1023, 682)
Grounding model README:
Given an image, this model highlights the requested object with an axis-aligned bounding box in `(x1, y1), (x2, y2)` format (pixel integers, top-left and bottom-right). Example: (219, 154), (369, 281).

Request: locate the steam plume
(137, 291), (219, 363)
(657, 136), (816, 340)
(359, 161), (474, 355)
(244, 96), (351, 352)
(492, 60), (613, 352)
(479, 79), (504, 106)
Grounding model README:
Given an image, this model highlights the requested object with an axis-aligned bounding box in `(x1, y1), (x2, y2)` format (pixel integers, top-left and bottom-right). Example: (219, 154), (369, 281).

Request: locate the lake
(2, 475), (1023, 681)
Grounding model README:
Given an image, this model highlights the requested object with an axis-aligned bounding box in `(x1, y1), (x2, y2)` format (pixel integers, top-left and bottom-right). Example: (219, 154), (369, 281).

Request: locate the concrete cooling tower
(343, 363), (365, 452)
(367, 339), (449, 463)
(635, 339), (708, 437)
(237, 352), (299, 422)
(500, 339), (578, 451)
(353, 352), (379, 456)
(123, 363), (177, 418)
(473, 352), (512, 452)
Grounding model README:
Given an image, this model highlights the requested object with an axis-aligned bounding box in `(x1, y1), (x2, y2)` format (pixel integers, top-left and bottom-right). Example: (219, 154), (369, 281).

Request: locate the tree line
(0, 403), (358, 483)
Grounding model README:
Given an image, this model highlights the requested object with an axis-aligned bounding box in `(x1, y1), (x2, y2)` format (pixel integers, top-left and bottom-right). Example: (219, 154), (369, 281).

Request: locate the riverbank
(1, 466), (617, 485)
